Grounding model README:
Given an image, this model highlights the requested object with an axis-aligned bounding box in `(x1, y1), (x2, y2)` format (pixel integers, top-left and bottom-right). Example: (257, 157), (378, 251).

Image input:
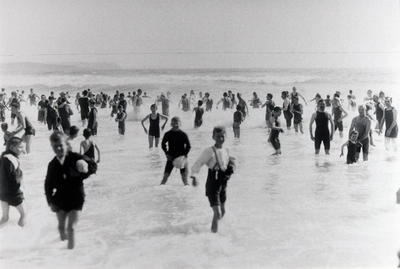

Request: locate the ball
(76, 159), (89, 173)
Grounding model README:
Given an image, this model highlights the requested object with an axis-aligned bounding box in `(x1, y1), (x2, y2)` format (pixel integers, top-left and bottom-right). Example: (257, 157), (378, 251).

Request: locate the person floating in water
(191, 126), (236, 233)
(0, 137), (26, 227)
(45, 131), (97, 249)
(141, 104), (168, 148)
(340, 130), (362, 164)
(160, 117), (191, 185)
(309, 100), (334, 155)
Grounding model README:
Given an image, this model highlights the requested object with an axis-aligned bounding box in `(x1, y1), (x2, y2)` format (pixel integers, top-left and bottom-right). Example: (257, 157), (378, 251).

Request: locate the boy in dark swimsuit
(160, 117), (191, 185)
(340, 130), (362, 164)
(268, 107), (284, 155)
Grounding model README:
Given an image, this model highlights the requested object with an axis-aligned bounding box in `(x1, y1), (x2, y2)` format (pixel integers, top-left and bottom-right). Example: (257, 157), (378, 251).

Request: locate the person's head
(50, 131), (68, 159)
(236, 92), (241, 99)
(137, 89), (142, 95)
(41, 94), (46, 101)
(190, 90), (194, 95)
(292, 86), (297, 92)
(253, 92), (258, 97)
(89, 100), (96, 108)
(132, 91), (136, 96)
(143, 92), (147, 96)
(223, 92), (227, 97)
(326, 95), (330, 99)
(317, 100), (325, 111)
(6, 137), (24, 156)
(350, 130), (359, 142)
(212, 126), (226, 147)
(11, 91), (17, 97)
(267, 93), (273, 100)
(367, 89), (372, 97)
(82, 90), (88, 96)
(273, 106), (282, 117)
(170, 117), (181, 129)
(150, 103), (157, 113)
(68, 125), (78, 136)
(83, 128), (92, 139)
(236, 105), (241, 111)
(119, 93), (124, 99)
(315, 93), (321, 99)
(384, 97), (392, 107)
(281, 91), (287, 99)
(379, 91), (385, 98)
(1, 122), (8, 132)
(197, 100), (203, 107)
(30, 88), (33, 93)
(118, 105), (124, 111)
(349, 90), (353, 94)
(358, 105), (366, 116)
(205, 92), (210, 97)
(293, 97), (299, 104)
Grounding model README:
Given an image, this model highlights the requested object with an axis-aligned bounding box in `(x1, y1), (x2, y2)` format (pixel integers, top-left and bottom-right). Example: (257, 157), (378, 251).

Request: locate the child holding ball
(44, 131), (97, 249)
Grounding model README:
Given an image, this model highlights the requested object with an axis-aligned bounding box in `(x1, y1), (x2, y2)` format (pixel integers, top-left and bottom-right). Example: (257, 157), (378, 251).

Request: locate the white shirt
(191, 146), (233, 177)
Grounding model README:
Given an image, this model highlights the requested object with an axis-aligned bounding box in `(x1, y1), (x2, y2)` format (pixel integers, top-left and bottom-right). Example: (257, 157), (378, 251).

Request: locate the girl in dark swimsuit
(141, 104), (168, 148)
(79, 128), (100, 163)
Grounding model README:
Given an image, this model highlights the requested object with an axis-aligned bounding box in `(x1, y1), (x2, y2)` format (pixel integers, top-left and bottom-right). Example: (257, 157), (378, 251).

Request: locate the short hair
(334, 93), (340, 98)
(82, 90), (88, 96)
(267, 93), (273, 99)
(49, 131), (66, 144)
(83, 128), (92, 139)
(6, 136), (22, 150)
(171, 116), (180, 123)
(150, 103), (157, 110)
(198, 100), (203, 106)
(213, 126), (226, 136)
(236, 105), (241, 110)
(273, 106), (282, 113)
(1, 122), (8, 131)
(69, 125), (80, 137)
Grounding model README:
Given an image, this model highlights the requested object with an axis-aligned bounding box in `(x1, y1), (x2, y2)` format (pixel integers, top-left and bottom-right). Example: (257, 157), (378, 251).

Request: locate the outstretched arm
(160, 114), (168, 130)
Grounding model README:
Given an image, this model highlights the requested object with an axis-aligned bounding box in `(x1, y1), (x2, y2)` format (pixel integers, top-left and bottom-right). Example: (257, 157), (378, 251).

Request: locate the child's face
(213, 131), (226, 145)
(350, 133), (358, 141)
(10, 143), (24, 156)
(171, 119), (181, 129)
(51, 139), (68, 159)
(150, 106), (157, 113)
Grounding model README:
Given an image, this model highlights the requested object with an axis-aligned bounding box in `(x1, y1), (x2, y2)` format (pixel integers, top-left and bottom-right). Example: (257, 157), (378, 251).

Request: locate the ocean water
(0, 68), (399, 268)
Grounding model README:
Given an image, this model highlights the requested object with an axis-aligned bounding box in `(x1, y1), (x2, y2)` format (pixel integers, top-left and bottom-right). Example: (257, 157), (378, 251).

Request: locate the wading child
(45, 131), (97, 249)
(268, 107), (284, 155)
(291, 97), (303, 133)
(233, 105), (244, 138)
(340, 130), (362, 164)
(193, 100), (204, 128)
(190, 126), (236, 233)
(0, 137), (26, 227)
(141, 104), (168, 148)
(80, 129), (101, 163)
(1, 123), (13, 146)
(115, 105), (127, 135)
(160, 117), (191, 185)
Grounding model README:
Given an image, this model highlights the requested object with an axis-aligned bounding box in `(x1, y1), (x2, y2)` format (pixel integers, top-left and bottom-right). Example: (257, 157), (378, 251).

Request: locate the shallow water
(0, 84), (400, 268)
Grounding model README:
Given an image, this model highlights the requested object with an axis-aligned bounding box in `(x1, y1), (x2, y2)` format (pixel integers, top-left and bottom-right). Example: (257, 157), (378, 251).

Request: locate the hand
(191, 176), (198, 187)
(330, 135), (333, 141)
(144, 128), (148, 134)
(49, 203), (59, 212)
(161, 125), (165, 131)
(340, 152), (343, 157)
(310, 135), (315, 141)
(97, 159), (100, 163)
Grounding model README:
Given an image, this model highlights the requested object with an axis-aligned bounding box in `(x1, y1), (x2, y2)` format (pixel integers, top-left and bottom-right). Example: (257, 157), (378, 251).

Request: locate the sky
(0, 0), (399, 68)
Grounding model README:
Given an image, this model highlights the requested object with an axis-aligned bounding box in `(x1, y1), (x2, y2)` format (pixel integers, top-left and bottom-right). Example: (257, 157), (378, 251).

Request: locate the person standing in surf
(281, 91), (292, 130)
(160, 117), (191, 185)
(236, 93), (249, 119)
(191, 126), (236, 233)
(141, 104), (168, 148)
(262, 93), (275, 132)
(348, 105), (371, 161)
(380, 97), (398, 151)
(331, 93), (348, 138)
(193, 100), (204, 128)
(309, 100), (334, 155)
(78, 90), (90, 127)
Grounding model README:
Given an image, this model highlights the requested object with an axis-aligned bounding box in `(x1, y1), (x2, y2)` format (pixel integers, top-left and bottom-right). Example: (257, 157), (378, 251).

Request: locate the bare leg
(180, 163), (189, 185)
(325, 149), (330, 155)
(299, 123), (304, 134)
(56, 211), (67, 241)
(23, 135), (32, 154)
(0, 201), (10, 226)
(155, 137), (159, 148)
(294, 124), (298, 133)
(363, 153), (368, 161)
(66, 210), (79, 249)
(16, 203), (26, 227)
(160, 173), (170, 185)
(211, 206), (221, 233)
(315, 149), (320, 155)
(148, 135), (154, 148)
(220, 203), (225, 218)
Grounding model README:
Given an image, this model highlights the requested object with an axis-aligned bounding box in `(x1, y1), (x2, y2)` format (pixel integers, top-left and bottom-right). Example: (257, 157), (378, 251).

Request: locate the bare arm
(340, 141), (349, 156)
(309, 113), (316, 139)
(94, 143), (101, 163)
(349, 118), (355, 138)
(160, 114), (168, 130)
(340, 106), (348, 121)
(13, 113), (26, 134)
(141, 114), (150, 132)
(328, 113), (334, 140)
